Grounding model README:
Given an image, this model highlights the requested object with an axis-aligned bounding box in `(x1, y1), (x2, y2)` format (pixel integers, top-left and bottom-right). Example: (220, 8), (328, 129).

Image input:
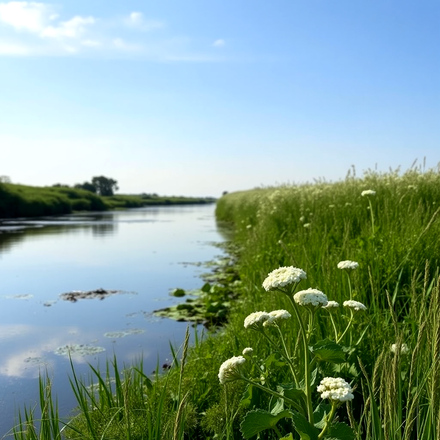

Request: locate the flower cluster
(218, 356), (246, 384)
(294, 288), (328, 307)
(343, 300), (367, 311)
(242, 347), (254, 356)
(244, 311), (271, 329)
(361, 189), (376, 197)
(391, 343), (409, 354)
(323, 300), (340, 309)
(317, 377), (354, 402)
(263, 309), (291, 327)
(262, 266), (307, 291)
(337, 260), (359, 270)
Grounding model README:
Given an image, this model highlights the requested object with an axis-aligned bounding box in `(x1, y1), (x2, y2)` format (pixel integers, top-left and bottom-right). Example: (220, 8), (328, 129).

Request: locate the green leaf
(310, 339), (346, 363)
(324, 422), (355, 440)
(240, 409), (292, 439)
(291, 411), (319, 440)
(277, 383), (307, 413)
(313, 402), (332, 429)
(240, 384), (263, 410)
(280, 434), (294, 440)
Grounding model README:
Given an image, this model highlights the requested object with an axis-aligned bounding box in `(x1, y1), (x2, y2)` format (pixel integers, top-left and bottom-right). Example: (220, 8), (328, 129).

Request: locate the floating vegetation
(23, 356), (46, 365)
(5, 294), (33, 300)
(104, 329), (145, 338)
(59, 288), (122, 302)
(54, 344), (106, 357)
(169, 288), (186, 297)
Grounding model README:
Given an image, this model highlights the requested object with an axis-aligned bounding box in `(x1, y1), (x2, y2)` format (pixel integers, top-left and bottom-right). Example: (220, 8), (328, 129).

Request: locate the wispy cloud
(0, 2), (221, 60)
(213, 38), (225, 48)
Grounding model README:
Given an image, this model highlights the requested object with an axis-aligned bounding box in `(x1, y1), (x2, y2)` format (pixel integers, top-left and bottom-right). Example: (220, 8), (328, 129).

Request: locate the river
(0, 204), (225, 437)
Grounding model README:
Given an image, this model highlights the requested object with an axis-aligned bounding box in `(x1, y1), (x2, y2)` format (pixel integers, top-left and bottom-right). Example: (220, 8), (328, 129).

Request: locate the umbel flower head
(244, 311), (270, 329)
(317, 377), (354, 402)
(323, 300), (340, 309)
(361, 189), (376, 197)
(262, 266), (307, 291)
(294, 288), (328, 307)
(263, 309), (291, 327)
(218, 356), (246, 384)
(343, 300), (367, 311)
(337, 260), (359, 270)
(391, 343), (409, 354)
(242, 347), (254, 356)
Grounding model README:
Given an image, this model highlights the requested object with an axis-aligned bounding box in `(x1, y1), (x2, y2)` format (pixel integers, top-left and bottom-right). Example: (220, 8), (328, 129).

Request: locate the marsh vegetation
(10, 165), (440, 439)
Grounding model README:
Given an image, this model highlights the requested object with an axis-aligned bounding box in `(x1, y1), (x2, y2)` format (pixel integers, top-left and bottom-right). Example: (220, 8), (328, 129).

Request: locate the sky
(0, 1), (439, 197)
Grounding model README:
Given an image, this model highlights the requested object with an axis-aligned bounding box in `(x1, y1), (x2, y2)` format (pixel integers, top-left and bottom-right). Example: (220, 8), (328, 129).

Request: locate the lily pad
(54, 344), (106, 357)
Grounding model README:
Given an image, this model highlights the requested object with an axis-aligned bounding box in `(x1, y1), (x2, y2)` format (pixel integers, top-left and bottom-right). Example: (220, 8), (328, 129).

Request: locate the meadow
(0, 183), (215, 218)
(10, 166), (440, 439)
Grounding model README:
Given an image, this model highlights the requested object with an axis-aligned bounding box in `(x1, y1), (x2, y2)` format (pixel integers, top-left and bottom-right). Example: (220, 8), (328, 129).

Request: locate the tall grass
(10, 165), (440, 439)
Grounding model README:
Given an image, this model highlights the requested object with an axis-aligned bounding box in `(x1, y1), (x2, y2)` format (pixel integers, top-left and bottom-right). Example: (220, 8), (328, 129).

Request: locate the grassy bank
(10, 166), (440, 439)
(0, 183), (215, 218)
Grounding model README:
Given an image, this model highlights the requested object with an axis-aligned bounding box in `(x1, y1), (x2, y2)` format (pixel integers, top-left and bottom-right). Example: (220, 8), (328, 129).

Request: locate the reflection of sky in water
(0, 204), (223, 435)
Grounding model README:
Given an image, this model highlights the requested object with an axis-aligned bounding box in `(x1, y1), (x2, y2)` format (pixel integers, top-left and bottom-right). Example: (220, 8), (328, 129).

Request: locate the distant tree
(74, 182), (97, 193)
(52, 183), (70, 188)
(91, 176), (118, 196)
(0, 176), (11, 183)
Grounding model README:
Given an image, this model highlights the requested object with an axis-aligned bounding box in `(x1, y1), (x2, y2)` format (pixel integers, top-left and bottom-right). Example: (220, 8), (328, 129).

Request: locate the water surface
(0, 204), (224, 436)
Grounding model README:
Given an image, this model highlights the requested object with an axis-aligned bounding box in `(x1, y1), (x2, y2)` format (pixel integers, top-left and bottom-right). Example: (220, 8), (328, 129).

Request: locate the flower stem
(346, 272), (353, 300)
(275, 325), (299, 387)
(287, 295), (313, 423)
(240, 377), (300, 410)
(317, 402), (337, 439)
(337, 310), (354, 344)
(329, 313), (338, 341)
(368, 198), (375, 237)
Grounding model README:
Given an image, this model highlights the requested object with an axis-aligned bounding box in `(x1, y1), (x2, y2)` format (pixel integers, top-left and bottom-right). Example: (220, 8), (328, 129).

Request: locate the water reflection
(0, 204), (222, 435)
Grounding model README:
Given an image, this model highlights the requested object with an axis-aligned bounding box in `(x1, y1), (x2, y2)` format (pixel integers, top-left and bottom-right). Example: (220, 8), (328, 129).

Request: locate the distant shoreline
(0, 182), (216, 219)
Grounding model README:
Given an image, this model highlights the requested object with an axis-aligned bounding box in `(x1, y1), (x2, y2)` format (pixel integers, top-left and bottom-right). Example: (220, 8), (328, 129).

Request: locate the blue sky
(0, 1), (439, 197)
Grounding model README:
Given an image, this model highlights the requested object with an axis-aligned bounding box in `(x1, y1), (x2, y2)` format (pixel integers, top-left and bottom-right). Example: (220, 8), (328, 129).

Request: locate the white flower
(323, 300), (339, 309)
(337, 260), (359, 270)
(317, 377), (354, 402)
(343, 300), (367, 311)
(303, 223), (311, 228)
(391, 343), (409, 354)
(263, 309), (291, 327)
(262, 266), (307, 291)
(244, 311), (270, 329)
(294, 288), (328, 307)
(361, 190), (376, 197)
(242, 347), (254, 356)
(218, 356), (246, 384)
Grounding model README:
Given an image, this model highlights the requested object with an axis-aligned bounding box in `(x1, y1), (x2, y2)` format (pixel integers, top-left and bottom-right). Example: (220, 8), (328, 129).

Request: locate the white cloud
(0, 1), (50, 32)
(213, 38), (225, 47)
(41, 15), (95, 39)
(0, 2), (223, 61)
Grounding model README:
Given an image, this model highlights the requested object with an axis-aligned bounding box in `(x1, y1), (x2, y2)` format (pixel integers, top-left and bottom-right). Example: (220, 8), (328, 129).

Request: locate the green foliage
(91, 176), (119, 196)
(0, 183), (214, 218)
(12, 165), (440, 439)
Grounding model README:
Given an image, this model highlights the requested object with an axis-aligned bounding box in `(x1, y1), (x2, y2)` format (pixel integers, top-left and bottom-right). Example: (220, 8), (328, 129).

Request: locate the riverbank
(0, 183), (215, 219)
(11, 166), (440, 439)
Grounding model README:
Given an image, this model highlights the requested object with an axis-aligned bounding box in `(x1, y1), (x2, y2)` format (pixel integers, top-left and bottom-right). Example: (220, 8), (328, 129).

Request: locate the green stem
(275, 325), (299, 387)
(368, 198), (375, 237)
(346, 272), (353, 300)
(337, 310), (354, 344)
(317, 402), (337, 439)
(287, 295), (314, 423)
(241, 377), (298, 408)
(329, 313), (339, 341)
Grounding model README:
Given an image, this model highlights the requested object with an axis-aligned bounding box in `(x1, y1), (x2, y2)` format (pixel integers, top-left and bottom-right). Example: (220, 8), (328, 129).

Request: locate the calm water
(0, 204), (225, 436)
